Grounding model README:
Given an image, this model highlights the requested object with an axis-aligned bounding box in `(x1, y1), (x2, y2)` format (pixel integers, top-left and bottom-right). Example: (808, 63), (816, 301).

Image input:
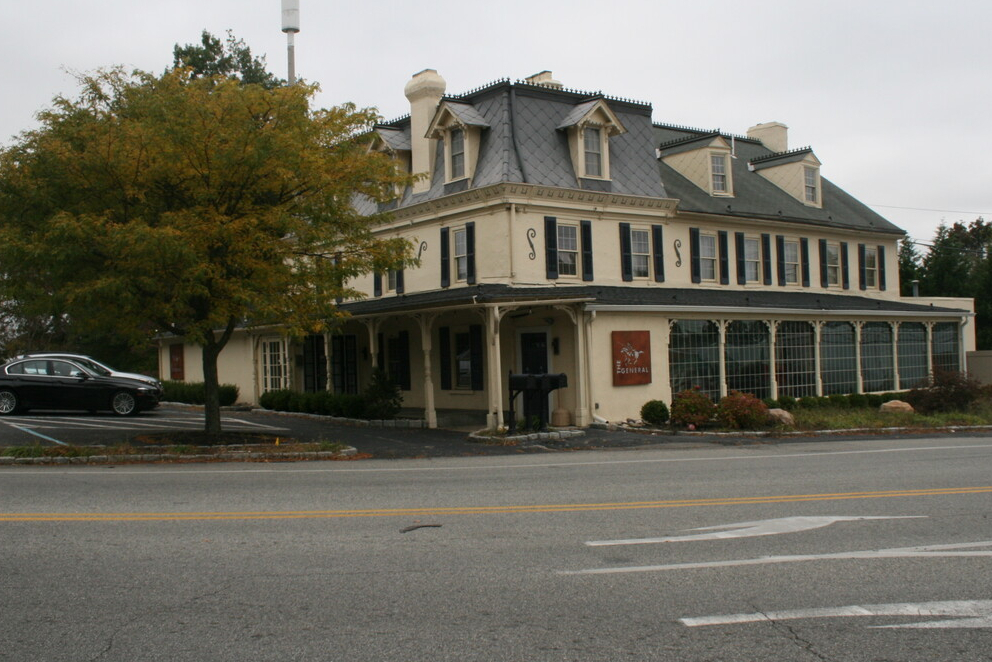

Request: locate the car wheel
(0, 389), (18, 415)
(111, 390), (139, 416)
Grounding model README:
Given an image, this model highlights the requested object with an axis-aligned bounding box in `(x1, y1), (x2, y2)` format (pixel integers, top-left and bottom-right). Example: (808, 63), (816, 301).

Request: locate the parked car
(17, 352), (162, 391)
(0, 357), (161, 416)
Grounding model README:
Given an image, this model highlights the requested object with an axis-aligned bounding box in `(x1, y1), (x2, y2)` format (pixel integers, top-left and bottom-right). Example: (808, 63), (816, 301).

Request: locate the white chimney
(524, 70), (563, 89)
(747, 121), (789, 153)
(404, 69), (446, 194)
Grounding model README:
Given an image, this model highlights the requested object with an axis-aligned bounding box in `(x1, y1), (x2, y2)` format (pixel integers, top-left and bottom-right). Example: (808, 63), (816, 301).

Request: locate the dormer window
(558, 98), (626, 184)
(426, 101), (490, 185)
(804, 166), (819, 204)
(711, 153), (730, 194)
(584, 127), (603, 177)
(450, 128), (465, 180)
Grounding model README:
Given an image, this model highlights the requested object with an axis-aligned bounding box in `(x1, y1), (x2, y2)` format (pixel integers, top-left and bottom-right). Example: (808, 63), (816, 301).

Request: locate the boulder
(767, 408), (795, 426)
(880, 400), (914, 414)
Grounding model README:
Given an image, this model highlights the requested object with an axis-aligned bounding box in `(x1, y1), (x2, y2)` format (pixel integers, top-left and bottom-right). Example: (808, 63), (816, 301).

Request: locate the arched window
(669, 320), (720, 402)
(820, 322), (856, 395)
(776, 321), (816, 398)
(725, 321), (770, 400)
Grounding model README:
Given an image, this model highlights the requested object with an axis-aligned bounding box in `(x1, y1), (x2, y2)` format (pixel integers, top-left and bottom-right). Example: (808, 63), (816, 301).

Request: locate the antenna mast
(281, 0), (300, 84)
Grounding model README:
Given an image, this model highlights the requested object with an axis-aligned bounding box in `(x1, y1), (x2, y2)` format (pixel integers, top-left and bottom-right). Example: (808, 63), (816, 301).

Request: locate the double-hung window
(556, 224), (578, 276)
(864, 246), (878, 287)
(453, 228), (468, 281)
(387, 270), (398, 292)
(631, 229), (650, 278)
(700, 234), (717, 280)
(454, 331), (473, 389)
(583, 127), (602, 177)
(804, 166), (818, 203)
(450, 128), (465, 180)
(744, 237), (760, 282)
(825, 243), (840, 285)
(783, 240), (800, 284)
(711, 154), (728, 194)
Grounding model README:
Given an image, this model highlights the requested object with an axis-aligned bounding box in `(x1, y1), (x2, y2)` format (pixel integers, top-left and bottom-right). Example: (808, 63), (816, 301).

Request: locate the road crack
(755, 605), (832, 662)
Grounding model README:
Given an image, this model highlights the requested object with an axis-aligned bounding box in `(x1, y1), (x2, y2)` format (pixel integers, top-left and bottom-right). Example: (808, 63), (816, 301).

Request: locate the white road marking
(586, 515), (925, 546)
(561, 540), (992, 575)
(680, 600), (992, 629)
(0, 415), (288, 432)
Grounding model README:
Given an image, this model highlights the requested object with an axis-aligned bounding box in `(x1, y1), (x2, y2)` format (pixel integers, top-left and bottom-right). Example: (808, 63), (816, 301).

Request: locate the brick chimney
(404, 69), (446, 193)
(747, 121), (789, 153)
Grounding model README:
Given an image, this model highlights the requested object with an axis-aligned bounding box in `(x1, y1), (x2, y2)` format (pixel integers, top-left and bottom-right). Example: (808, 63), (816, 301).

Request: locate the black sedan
(0, 357), (161, 416)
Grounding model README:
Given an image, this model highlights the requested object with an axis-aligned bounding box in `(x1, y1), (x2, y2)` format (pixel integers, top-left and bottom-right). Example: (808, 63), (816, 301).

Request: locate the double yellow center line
(3, 486), (990, 522)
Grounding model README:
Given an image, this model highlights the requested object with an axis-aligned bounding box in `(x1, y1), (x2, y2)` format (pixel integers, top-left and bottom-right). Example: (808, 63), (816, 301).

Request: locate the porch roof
(339, 285), (969, 317)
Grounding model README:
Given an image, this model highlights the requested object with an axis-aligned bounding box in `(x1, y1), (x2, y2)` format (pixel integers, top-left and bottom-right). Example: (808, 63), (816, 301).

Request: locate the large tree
(0, 68), (413, 432)
(172, 30), (283, 89)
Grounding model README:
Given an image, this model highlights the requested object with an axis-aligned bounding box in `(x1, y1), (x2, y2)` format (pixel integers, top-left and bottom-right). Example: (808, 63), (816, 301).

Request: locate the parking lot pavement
(0, 406), (292, 448)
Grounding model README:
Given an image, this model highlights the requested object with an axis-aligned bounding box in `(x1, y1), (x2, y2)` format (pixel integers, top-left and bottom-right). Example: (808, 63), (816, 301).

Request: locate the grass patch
(789, 405), (992, 431)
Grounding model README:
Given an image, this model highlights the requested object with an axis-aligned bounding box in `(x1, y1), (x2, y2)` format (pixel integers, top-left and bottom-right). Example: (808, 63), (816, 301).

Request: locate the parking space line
(4, 423), (69, 446)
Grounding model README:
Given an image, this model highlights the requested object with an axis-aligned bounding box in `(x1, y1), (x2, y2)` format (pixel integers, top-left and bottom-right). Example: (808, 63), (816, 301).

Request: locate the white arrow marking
(560, 540), (992, 575)
(680, 600), (992, 629)
(587, 515), (925, 546)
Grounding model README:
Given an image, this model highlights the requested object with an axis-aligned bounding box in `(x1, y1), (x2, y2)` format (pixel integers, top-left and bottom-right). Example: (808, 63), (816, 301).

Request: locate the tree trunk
(200, 318), (237, 434)
(202, 339), (222, 434)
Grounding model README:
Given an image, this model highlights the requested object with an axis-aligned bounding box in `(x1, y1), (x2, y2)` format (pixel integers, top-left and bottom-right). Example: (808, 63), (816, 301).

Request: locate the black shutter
(718, 231), (729, 285)
(545, 216), (558, 280)
(397, 330), (410, 391)
(465, 221), (476, 285)
(800, 238), (810, 287)
(858, 243), (867, 290)
(440, 227), (450, 288)
(877, 245), (886, 291)
(819, 239), (828, 287)
(373, 272), (382, 297)
(776, 235), (786, 286)
(330, 336), (343, 394)
(735, 232), (746, 284)
(761, 233), (772, 285)
(396, 269), (404, 294)
(439, 327), (451, 390)
(652, 224), (665, 282)
(690, 227), (701, 284)
(841, 242), (850, 290)
(469, 324), (484, 391)
(581, 220), (594, 281)
(619, 223), (633, 282)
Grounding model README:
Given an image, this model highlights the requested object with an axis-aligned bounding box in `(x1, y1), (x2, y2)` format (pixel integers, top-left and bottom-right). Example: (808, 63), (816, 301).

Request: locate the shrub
(866, 394), (884, 408)
(762, 398), (779, 409)
(640, 400), (670, 426)
(827, 394), (849, 408)
(776, 395), (797, 411)
(670, 387), (716, 427)
(361, 369), (402, 420)
(716, 391), (769, 429)
(163, 381), (239, 406)
(847, 393), (869, 409)
(905, 368), (982, 414)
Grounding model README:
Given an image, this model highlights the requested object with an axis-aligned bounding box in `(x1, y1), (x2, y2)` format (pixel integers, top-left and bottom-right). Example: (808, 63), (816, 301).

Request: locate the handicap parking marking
(679, 600), (992, 629)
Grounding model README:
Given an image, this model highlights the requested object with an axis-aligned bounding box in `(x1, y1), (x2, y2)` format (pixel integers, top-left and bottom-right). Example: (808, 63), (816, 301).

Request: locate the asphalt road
(3, 435), (991, 660)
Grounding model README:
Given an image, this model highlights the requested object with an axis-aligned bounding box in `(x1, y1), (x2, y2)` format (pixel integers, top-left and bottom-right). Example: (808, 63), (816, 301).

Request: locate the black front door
(302, 334), (327, 393)
(519, 332), (549, 423)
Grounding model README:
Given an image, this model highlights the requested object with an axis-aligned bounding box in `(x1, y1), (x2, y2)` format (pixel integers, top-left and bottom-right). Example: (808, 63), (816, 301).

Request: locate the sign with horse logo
(612, 330), (651, 386)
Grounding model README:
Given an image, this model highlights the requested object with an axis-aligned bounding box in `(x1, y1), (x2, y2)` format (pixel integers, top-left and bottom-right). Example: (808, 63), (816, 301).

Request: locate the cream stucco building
(160, 70), (974, 428)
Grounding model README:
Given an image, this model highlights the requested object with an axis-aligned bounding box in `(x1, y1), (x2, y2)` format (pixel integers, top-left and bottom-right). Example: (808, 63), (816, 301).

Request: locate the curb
(0, 446), (357, 466)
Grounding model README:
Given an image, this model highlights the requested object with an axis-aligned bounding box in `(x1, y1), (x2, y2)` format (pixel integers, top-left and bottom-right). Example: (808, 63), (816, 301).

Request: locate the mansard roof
(653, 124), (902, 235)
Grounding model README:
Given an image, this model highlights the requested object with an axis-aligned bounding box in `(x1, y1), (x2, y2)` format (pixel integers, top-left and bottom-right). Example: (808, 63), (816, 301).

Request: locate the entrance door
(519, 331), (549, 423)
(302, 334), (327, 393)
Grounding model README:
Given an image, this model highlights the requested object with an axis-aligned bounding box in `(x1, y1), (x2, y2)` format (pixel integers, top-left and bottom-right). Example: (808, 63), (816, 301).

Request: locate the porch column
(813, 322), (823, 396)
(555, 303), (587, 427)
(854, 321), (864, 394)
(768, 320), (778, 401)
(718, 320), (728, 399)
(486, 306), (504, 429)
(925, 322), (934, 377)
(891, 322), (901, 391)
(363, 318), (383, 369)
(415, 313), (438, 429)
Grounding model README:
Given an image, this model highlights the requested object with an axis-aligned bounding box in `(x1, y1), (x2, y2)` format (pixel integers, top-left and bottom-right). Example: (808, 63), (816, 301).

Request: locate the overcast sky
(3, 0), (990, 244)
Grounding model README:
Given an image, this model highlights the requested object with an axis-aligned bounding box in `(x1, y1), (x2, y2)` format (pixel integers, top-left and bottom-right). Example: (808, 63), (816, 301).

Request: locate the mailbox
(507, 372), (568, 433)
